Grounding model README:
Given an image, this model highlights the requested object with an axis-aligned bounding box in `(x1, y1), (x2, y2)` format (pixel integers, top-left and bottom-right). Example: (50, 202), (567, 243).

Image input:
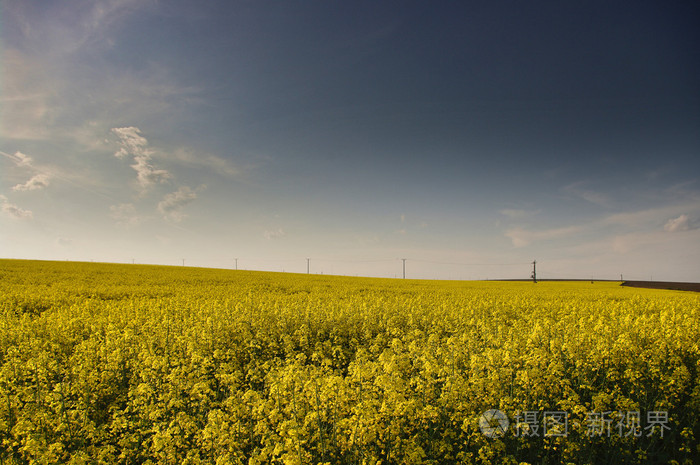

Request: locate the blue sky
(1, 0), (699, 281)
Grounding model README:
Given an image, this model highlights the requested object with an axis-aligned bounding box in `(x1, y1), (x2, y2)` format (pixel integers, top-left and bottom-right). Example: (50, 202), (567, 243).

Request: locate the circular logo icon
(479, 409), (509, 438)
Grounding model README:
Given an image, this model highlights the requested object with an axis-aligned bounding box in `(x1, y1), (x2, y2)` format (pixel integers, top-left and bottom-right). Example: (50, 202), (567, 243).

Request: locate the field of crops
(0, 259), (698, 464)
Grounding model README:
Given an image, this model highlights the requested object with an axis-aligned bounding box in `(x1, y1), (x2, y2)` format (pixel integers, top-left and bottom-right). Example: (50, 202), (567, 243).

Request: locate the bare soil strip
(621, 281), (700, 293)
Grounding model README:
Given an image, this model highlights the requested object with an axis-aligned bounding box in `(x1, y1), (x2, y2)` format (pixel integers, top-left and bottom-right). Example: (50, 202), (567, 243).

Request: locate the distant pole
(531, 260), (537, 283)
(132, 259), (135, 264)
(235, 258), (238, 270)
(307, 258), (310, 274)
(402, 258), (406, 279)
(620, 274), (623, 282)
(182, 259), (185, 266)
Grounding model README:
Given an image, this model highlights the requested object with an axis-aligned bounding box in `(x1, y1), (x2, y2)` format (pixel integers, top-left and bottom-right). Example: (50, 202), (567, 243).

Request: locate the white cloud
(110, 203), (142, 227)
(263, 229), (286, 240)
(131, 156), (172, 188)
(3, 149), (115, 200)
(112, 126), (150, 159)
(0, 195), (33, 219)
(15, 151), (33, 166)
(12, 173), (50, 191)
(112, 126), (172, 189)
(157, 186), (199, 222)
(664, 214), (692, 232)
(0, 150), (34, 167)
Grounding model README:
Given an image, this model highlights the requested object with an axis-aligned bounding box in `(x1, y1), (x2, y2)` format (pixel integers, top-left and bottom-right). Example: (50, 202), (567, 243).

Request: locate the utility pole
(235, 258), (238, 270)
(182, 258), (185, 267)
(531, 260), (537, 283)
(402, 258), (406, 279)
(620, 274), (623, 282)
(307, 258), (310, 274)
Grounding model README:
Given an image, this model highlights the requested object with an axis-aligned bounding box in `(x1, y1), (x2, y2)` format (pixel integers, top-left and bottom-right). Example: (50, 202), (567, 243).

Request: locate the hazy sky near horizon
(1, 0), (699, 281)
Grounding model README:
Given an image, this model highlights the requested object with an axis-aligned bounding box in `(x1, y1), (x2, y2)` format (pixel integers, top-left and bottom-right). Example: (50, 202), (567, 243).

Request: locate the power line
(311, 258), (398, 263)
(90, 256), (544, 280)
(410, 259), (531, 267)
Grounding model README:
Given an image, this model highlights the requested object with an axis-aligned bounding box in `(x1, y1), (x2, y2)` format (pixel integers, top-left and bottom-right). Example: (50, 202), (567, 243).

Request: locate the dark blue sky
(158, 0), (700, 190)
(2, 0), (699, 279)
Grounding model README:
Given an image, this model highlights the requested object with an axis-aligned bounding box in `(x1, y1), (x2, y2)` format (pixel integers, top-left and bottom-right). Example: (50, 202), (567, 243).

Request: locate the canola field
(0, 259), (698, 465)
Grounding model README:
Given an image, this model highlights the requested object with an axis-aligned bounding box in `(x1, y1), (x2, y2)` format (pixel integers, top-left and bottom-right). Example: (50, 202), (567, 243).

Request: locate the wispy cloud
(55, 237), (73, 247)
(505, 225), (582, 248)
(3, 148), (119, 203)
(0, 50), (54, 141)
(168, 148), (239, 178)
(2, 147), (118, 207)
(1, 150), (34, 167)
(563, 181), (610, 207)
(664, 214), (693, 232)
(131, 157), (172, 189)
(603, 203), (700, 229)
(2, 1), (196, 145)
(110, 203), (142, 227)
(505, 200), (700, 248)
(0, 195), (33, 219)
(608, 229), (698, 255)
(12, 174), (50, 191)
(499, 208), (540, 219)
(112, 127), (150, 159)
(112, 127), (172, 190)
(9, 0), (151, 56)
(72, 0), (152, 52)
(263, 229), (286, 240)
(157, 186), (201, 222)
